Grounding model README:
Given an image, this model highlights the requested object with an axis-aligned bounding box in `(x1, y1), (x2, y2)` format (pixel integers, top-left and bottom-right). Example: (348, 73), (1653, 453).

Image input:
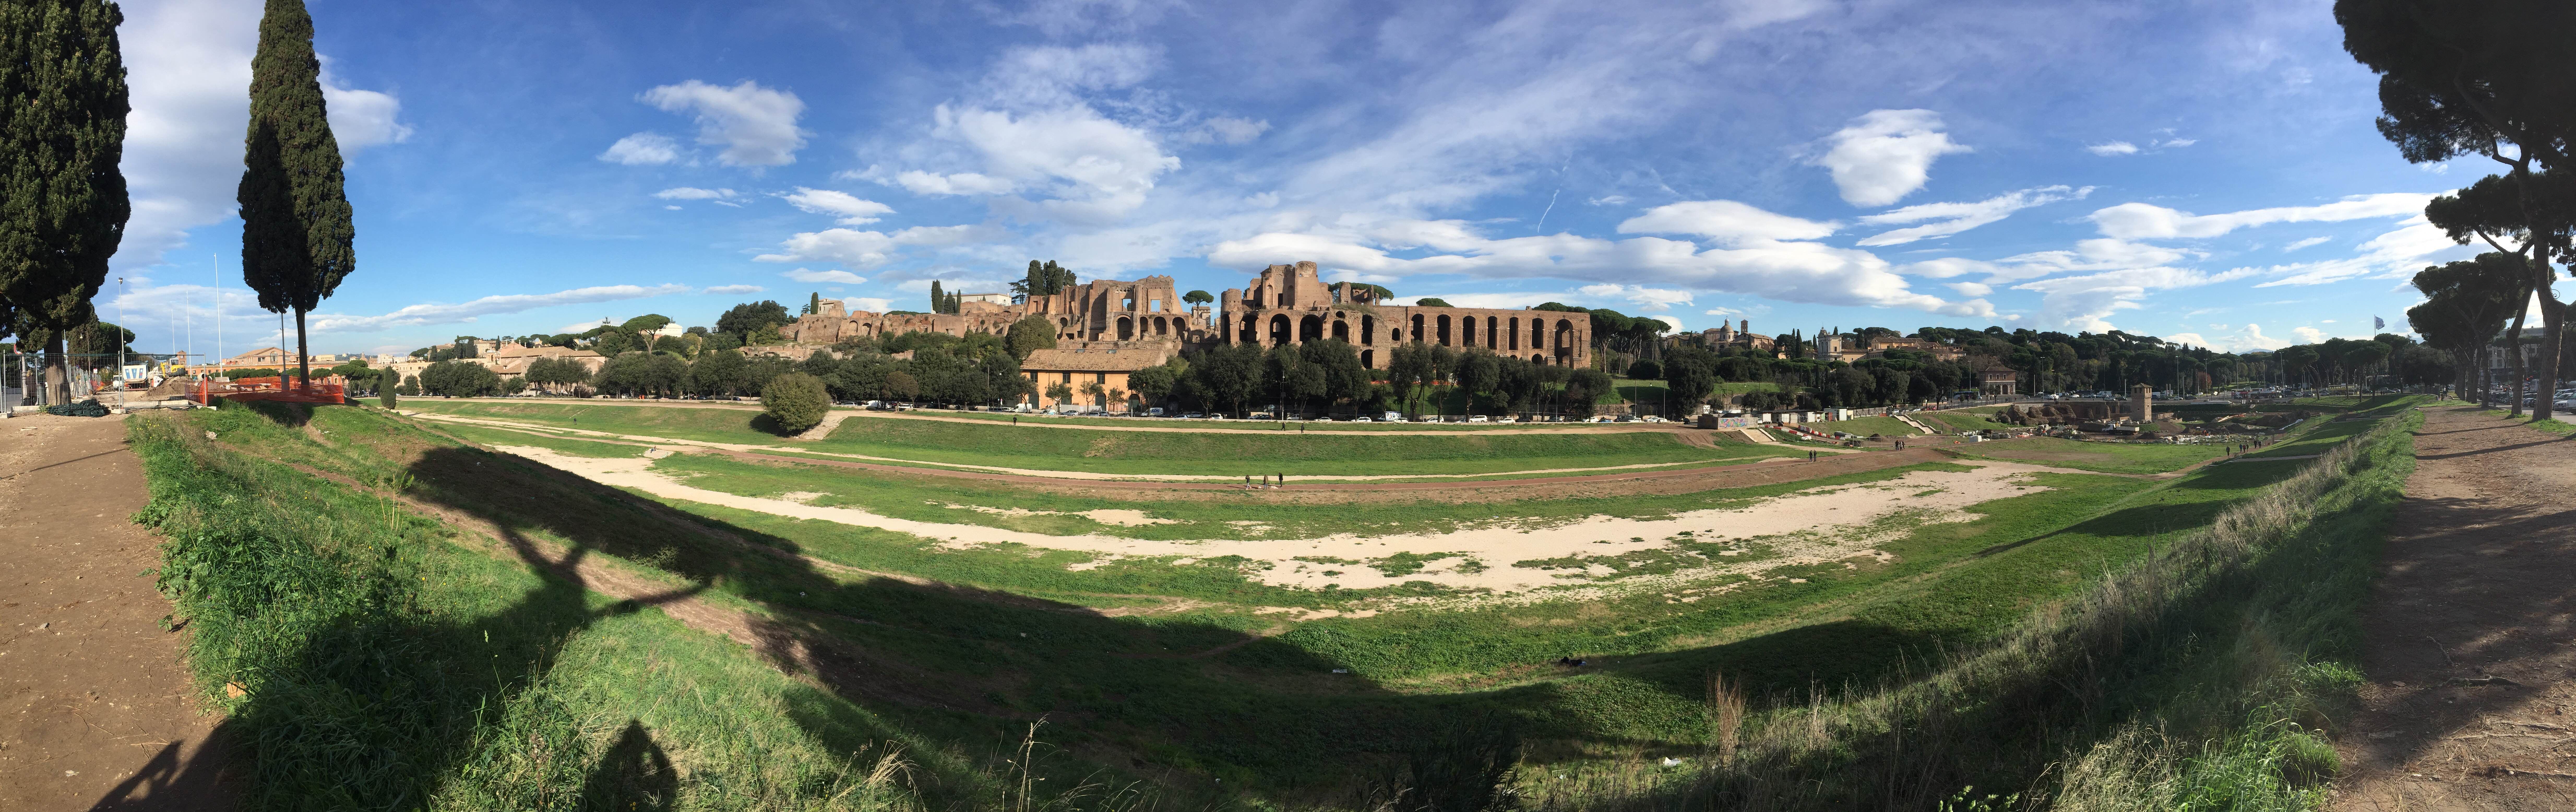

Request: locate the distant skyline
(100, 0), (2475, 357)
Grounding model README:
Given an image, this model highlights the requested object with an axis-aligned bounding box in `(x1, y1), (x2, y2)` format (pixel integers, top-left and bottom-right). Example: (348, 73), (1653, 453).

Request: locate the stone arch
(1239, 314), (1258, 344)
(1118, 316), (1134, 340)
(1360, 314), (1376, 345)
(1508, 317), (1520, 350)
(1436, 314), (1452, 346)
(1409, 314), (1424, 343)
(1486, 316), (1500, 350)
(1361, 349), (1375, 369)
(1461, 315), (1476, 347)
(1331, 319), (1349, 341)
(1553, 319), (1575, 363)
(1269, 314), (1292, 347)
(1299, 314), (1324, 343)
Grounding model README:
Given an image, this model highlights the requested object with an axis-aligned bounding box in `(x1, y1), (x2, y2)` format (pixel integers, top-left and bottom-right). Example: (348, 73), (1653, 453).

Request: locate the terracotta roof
(1021, 347), (1173, 372)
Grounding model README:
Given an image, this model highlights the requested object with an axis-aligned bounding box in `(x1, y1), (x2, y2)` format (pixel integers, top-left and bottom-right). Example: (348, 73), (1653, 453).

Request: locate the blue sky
(104, 0), (2475, 358)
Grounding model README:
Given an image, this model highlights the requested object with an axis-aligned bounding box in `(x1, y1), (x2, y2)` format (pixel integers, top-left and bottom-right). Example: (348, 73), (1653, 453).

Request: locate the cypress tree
(806, 291), (820, 315)
(238, 0), (354, 391)
(0, 0), (128, 405)
(929, 280), (943, 314)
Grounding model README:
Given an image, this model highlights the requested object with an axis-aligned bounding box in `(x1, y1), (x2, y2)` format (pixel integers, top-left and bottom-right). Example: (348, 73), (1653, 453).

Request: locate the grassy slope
(1953, 436), (2229, 474)
(407, 400), (1794, 476)
(146, 398), (2401, 805)
(131, 403), (928, 810)
(1916, 408), (2019, 433)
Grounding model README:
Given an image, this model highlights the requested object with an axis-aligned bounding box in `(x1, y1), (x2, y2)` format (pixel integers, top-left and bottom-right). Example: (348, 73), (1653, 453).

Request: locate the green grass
(1915, 407), (2018, 434)
(130, 404), (928, 810)
(147, 397), (2418, 807)
(1954, 436), (2230, 474)
(2483, 409), (2576, 436)
(407, 400), (1796, 476)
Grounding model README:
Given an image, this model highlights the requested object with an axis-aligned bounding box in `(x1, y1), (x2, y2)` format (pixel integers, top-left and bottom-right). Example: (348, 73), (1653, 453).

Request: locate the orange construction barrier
(193, 375), (349, 405)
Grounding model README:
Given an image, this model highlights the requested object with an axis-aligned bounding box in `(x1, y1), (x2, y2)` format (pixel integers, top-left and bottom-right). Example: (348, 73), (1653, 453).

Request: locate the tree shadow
(577, 720), (678, 811)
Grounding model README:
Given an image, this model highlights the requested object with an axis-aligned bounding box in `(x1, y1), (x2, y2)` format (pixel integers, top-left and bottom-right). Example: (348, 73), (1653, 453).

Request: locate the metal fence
(6, 351), (193, 407)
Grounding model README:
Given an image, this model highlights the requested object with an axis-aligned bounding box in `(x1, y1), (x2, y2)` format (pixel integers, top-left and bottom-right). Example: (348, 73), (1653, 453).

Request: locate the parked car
(1466, 415), (1489, 423)
(1350, 416), (1371, 422)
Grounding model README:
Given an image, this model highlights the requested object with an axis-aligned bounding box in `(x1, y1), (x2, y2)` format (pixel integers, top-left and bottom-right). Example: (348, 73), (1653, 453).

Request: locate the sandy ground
(2331, 407), (2576, 810)
(421, 413), (1767, 482)
(0, 414), (234, 810)
(492, 443), (2055, 594)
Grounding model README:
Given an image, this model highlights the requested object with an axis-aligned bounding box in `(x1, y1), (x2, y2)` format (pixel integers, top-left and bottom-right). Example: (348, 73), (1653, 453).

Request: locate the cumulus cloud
(923, 104), (1180, 223)
(702, 284), (765, 295)
(2089, 192), (2433, 239)
(754, 225), (1005, 268)
(1207, 205), (1989, 318)
(2086, 141), (2140, 156)
(843, 297), (895, 313)
(892, 170), (1018, 197)
(110, 4), (404, 268)
(2013, 267), (2257, 332)
(781, 268), (869, 284)
(2292, 326), (2328, 344)
(309, 284), (692, 333)
(1615, 201), (1839, 245)
(1573, 283), (1696, 311)
(1856, 185), (2090, 246)
(654, 187), (736, 200)
(640, 80), (809, 167)
(782, 188), (897, 225)
(1809, 109), (1972, 207)
(600, 133), (682, 165)
(318, 57), (413, 152)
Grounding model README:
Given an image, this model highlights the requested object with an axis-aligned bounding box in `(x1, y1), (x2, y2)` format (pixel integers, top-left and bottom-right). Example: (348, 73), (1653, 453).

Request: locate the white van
(1383, 411), (1403, 422)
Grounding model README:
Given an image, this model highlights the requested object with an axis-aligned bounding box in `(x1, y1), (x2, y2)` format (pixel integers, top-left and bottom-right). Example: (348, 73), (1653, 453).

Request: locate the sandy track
(492, 441), (2060, 595)
(2332, 407), (2576, 810)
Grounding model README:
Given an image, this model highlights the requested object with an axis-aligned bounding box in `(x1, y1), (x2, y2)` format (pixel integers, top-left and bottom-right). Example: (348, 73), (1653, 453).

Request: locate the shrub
(762, 372), (830, 434)
(379, 386), (396, 409)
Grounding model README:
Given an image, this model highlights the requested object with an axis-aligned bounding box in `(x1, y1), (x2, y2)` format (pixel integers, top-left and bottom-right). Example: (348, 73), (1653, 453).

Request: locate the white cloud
(702, 284), (765, 295)
(1855, 185), (2090, 246)
(2086, 141), (2140, 156)
(753, 225), (1004, 268)
(782, 268), (868, 284)
(892, 170), (1018, 197)
(2159, 138), (2198, 148)
(2292, 326), (2327, 344)
(782, 188), (897, 225)
(2282, 236), (2331, 251)
(1200, 117), (1269, 145)
(600, 133), (681, 165)
(981, 43), (1158, 107)
(310, 284), (692, 333)
(1574, 283), (1696, 311)
(654, 187), (736, 200)
(558, 319), (613, 333)
(923, 104), (1180, 223)
(2250, 217), (2470, 287)
(842, 297), (895, 313)
(1808, 109), (1971, 207)
(318, 57), (412, 152)
(110, 5), (403, 268)
(2089, 192), (2433, 239)
(1587, 195), (1632, 207)
(2012, 267), (2256, 331)
(1208, 208), (1988, 318)
(1616, 201), (1839, 246)
(640, 80), (808, 167)
(1947, 281), (1993, 296)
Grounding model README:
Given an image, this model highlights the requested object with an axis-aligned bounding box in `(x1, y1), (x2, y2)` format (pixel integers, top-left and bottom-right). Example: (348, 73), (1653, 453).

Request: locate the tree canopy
(0, 0), (128, 403)
(238, 0), (354, 385)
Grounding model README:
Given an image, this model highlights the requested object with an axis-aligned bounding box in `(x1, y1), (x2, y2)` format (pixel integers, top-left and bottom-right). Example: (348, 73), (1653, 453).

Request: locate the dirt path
(2332, 407), (2576, 810)
(0, 414), (234, 810)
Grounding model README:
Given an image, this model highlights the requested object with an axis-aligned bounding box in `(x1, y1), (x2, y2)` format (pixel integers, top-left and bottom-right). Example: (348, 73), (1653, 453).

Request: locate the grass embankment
(1916, 407), (2019, 434)
(138, 397), (2408, 805)
(407, 401), (1793, 476)
(1559, 401), (2422, 811)
(1952, 436), (2228, 475)
(2482, 409), (2576, 436)
(131, 402), (926, 809)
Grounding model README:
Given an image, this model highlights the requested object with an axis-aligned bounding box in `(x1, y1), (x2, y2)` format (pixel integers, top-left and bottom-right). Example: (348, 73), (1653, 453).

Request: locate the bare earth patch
(492, 444), (2053, 595)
